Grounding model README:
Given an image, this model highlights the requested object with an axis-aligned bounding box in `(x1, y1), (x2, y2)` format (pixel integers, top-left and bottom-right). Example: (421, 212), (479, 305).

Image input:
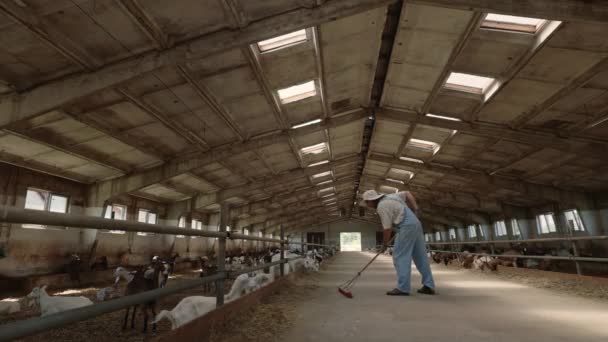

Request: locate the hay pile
(209, 277), (319, 342)
(446, 264), (608, 300)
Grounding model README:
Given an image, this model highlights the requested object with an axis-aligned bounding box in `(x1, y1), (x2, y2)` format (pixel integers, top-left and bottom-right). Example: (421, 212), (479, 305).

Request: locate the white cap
(361, 189), (385, 202)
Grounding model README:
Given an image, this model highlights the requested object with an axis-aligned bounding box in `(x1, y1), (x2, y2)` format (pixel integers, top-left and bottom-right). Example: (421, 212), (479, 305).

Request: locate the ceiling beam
(367, 153), (591, 205)
(88, 111), (367, 204)
(0, 0), (393, 128)
(409, 0), (608, 23)
(0, 1), (102, 70)
(378, 108), (608, 160)
(0, 150), (93, 184)
(117, 88), (210, 151)
(511, 58), (608, 129)
(2, 127), (131, 174)
(62, 109), (169, 161)
(115, 0), (171, 49)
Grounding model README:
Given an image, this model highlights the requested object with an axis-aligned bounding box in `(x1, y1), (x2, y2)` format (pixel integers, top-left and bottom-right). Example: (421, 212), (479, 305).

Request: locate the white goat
(153, 296), (216, 329)
(0, 299), (20, 315)
(26, 285), (93, 316)
(96, 287), (116, 301)
(114, 266), (135, 284)
(154, 273), (258, 329)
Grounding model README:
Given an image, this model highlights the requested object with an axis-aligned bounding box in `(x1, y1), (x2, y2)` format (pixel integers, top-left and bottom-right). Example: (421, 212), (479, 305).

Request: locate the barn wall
(303, 219), (380, 250)
(0, 163), (87, 277)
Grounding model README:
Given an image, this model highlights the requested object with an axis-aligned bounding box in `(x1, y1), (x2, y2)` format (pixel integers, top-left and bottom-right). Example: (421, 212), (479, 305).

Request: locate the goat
(0, 299), (20, 315)
(26, 285), (92, 316)
(65, 254), (82, 286)
(96, 287), (116, 301)
(199, 258), (218, 294)
(461, 251), (475, 269)
(154, 273), (259, 330)
(122, 262), (162, 333)
(90, 256), (108, 271)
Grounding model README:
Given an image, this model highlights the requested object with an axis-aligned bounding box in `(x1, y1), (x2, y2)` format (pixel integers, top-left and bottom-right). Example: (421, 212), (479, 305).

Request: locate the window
(137, 209), (157, 236)
(468, 225), (477, 238)
(312, 170), (332, 179)
(445, 72), (496, 95)
(425, 233), (431, 242)
(318, 186), (335, 197)
(244, 228), (250, 235)
(564, 209), (585, 232)
(449, 228), (456, 240)
(278, 80), (316, 104)
(301, 142), (327, 155)
(481, 13), (546, 34)
(191, 219), (203, 239)
(389, 168), (415, 181)
(177, 216), (186, 238)
(23, 189), (69, 229)
(494, 220), (507, 237)
(103, 204), (127, 234)
(257, 29), (308, 52)
(426, 113), (462, 122)
(399, 156), (424, 164)
(537, 213), (557, 234)
(291, 118), (321, 129)
(510, 218), (521, 237)
(308, 160), (329, 167)
(435, 231), (441, 241)
(406, 138), (440, 154)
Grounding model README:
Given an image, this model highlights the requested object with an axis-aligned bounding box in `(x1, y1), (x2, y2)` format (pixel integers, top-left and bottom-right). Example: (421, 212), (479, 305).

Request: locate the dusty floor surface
(281, 252), (608, 342)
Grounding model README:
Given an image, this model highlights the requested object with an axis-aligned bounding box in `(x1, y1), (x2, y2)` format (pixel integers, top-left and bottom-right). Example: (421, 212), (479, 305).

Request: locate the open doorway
(340, 232), (362, 252)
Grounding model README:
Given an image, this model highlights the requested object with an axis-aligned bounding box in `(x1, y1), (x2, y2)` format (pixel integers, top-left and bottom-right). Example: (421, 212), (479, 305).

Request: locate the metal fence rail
(429, 250), (608, 263)
(0, 205), (338, 340)
(427, 235), (608, 246)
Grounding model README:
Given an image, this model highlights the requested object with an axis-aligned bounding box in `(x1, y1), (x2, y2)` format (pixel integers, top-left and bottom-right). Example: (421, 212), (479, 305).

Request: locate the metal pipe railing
(427, 235), (608, 245)
(0, 205), (285, 243)
(429, 250), (608, 263)
(0, 273), (223, 341)
(0, 256), (296, 341)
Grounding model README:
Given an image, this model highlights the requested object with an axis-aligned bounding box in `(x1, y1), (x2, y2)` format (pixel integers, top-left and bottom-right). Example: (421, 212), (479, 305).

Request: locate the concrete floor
(283, 252), (608, 342)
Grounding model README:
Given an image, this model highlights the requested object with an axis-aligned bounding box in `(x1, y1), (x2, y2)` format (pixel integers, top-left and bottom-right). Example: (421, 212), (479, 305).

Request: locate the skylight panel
(308, 160), (329, 167)
(445, 72), (496, 95)
(426, 113), (462, 121)
(482, 14), (546, 33)
(291, 118), (321, 129)
(258, 29), (308, 52)
(301, 142), (327, 155)
(379, 185), (398, 194)
(316, 180), (333, 185)
(389, 168), (415, 179)
(312, 170), (332, 179)
(278, 80), (317, 104)
(407, 138), (440, 154)
(322, 197), (337, 204)
(386, 178), (405, 185)
(318, 186), (335, 194)
(399, 156), (424, 164)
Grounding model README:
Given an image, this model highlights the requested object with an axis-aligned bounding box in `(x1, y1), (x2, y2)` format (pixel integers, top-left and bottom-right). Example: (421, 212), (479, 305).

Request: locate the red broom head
(338, 287), (353, 299)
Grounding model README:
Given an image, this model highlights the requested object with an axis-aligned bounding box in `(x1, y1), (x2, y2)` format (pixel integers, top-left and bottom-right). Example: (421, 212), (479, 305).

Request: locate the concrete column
(216, 202), (228, 307)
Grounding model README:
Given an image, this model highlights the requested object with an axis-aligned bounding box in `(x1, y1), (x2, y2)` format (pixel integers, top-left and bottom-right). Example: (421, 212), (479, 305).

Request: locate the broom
(338, 235), (396, 299)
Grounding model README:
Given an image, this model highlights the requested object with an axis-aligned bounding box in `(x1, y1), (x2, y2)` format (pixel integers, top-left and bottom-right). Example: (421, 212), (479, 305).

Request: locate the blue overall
(382, 196), (435, 293)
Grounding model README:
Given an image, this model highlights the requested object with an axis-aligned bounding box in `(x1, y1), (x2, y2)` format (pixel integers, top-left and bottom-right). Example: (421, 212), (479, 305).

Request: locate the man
(362, 189), (435, 296)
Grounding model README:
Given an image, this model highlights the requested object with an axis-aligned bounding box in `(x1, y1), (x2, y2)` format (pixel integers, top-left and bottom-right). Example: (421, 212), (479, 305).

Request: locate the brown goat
(122, 262), (162, 333)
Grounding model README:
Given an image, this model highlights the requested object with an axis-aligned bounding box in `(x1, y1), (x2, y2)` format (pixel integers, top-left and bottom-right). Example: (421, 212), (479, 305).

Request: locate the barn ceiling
(0, 0), (607, 231)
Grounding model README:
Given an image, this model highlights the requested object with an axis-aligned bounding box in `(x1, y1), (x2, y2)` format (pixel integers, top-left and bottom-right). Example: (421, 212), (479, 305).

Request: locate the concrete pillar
(216, 202), (228, 307)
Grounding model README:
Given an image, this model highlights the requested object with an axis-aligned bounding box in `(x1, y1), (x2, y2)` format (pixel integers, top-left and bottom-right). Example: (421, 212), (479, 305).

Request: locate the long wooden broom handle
(357, 234), (397, 276)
